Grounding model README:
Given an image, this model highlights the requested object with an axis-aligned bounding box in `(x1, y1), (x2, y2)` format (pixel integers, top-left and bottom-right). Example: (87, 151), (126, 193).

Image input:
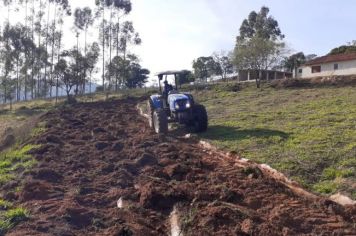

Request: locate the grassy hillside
(191, 82), (356, 199)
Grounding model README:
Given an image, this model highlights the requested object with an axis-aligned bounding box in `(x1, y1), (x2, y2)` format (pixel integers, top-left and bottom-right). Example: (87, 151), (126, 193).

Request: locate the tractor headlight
(175, 103), (180, 109)
(186, 102), (191, 108)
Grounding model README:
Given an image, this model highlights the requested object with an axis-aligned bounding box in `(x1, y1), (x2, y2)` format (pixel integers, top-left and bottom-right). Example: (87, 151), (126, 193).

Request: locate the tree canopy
(192, 56), (221, 82)
(238, 6), (284, 41)
(283, 52), (306, 73)
(329, 43), (356, 55)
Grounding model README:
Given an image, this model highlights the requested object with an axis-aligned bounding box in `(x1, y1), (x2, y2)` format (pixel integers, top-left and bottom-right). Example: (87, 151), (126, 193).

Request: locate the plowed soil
(4, 99), (355, 235)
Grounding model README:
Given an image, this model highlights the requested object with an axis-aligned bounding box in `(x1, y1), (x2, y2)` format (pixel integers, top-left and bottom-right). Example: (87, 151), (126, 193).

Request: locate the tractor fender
(149, 95), (163, 110)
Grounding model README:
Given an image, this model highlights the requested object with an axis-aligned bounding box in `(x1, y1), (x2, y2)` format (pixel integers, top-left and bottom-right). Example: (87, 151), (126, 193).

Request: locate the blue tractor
(148, 70), (208, 134)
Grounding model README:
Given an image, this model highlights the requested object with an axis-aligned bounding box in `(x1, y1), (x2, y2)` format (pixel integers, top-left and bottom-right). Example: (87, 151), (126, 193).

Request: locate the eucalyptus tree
(43, 0), (52, 94)
(34, 0), (45, 97)
(29, 0), (36, 99)
(56, 47), (84, 99)
(0, 23), (16, 104)
(0, 0), (15, 102)
(118, 21), (140, 81)
(95, 0), (108, 90)
(54, 58), (75, 100)
(234, 6), (286, 88)
(7, 24), (27, 101)
(53, 0), (71, 100)
(21, 34), (36, 100)
(42, 0), (70, 97)
(86, 42), (100, 94)
(74, 7), (94, 93)
(108, 55), (125, 91)
(95, 0), (132, 91)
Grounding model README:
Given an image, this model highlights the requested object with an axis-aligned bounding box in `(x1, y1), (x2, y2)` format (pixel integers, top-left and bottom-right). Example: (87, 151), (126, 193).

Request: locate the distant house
(296, 53), (356, 78)
(239, 69), (292, 82)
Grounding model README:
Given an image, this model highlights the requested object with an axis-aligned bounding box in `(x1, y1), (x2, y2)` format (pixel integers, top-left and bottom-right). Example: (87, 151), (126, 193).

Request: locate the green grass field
(192, 82), (356, 199)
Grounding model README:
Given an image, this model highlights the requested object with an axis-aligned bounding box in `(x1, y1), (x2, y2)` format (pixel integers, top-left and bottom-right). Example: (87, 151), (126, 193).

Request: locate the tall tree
(125, 62), (149, 89)
(213, 51), (234, 81)
(115, 21), (141, 90)
(7, 24), (29, 101)
(95, 0), (132, 91)
(305, 54), (317, 62)
(86, 42), (100, 94)
(0, 23), (16, 105)
(234, 6), (286, 88)
(192, 56), (220, 82)
(177, 70), (194, 87)
(74, 7), (94, 93)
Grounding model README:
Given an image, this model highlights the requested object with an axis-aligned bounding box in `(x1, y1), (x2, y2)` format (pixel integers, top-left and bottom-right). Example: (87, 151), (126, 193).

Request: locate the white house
(296, 53), (356, 78)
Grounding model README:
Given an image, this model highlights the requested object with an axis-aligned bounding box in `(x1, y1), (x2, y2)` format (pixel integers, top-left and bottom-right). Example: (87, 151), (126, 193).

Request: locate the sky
(3, 0), (356, 84)
(125, 0), (356, 77)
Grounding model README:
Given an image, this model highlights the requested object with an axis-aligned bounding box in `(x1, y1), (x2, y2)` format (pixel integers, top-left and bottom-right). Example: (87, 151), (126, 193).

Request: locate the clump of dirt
(3, 98), (355, 235)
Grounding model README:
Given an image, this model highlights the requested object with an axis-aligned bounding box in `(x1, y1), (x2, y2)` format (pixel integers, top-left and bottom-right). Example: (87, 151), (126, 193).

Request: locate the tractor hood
(168, 94), (191, 111)
(168, 93), (189, 102)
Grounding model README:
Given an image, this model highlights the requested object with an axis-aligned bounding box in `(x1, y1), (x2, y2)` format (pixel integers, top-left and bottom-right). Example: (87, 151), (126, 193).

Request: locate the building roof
(304, 53), (356, 66)
(155, 70), (185, 76)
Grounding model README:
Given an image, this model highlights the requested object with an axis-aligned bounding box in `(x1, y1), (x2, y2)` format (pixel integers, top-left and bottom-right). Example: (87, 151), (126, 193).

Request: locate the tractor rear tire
(147, 100), (154, 128)
(153, 109), (168, 134)
(192, 104), (208, 133)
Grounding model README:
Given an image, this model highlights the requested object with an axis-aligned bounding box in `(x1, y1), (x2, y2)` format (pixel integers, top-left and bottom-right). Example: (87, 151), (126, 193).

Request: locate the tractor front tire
(192, 104), (208, 133)
(153, 109), (168, 134)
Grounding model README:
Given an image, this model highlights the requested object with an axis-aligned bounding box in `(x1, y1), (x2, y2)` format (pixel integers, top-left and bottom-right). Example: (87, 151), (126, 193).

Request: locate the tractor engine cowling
(168, 94), (192, 112)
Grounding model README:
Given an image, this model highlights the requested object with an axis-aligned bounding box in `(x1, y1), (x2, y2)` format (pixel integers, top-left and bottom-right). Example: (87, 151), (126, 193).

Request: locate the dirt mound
(4, 98), (355, 235)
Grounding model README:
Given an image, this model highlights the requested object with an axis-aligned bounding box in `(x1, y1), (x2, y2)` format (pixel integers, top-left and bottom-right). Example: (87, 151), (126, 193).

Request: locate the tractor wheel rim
(154, 114), (159, 133)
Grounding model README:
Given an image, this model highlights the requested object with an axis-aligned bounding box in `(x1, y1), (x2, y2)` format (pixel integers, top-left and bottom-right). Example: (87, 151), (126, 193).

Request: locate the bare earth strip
(4, 98), (355, 235)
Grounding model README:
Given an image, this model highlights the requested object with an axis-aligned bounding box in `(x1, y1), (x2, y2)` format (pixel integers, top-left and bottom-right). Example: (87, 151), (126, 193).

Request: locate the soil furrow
(4, 98), (355, 236)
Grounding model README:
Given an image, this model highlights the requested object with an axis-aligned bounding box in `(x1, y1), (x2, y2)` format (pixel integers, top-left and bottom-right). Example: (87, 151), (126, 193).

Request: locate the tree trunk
(108, 6), (113, 90)
(37, 0), (43, 98)
(75, 33), (79, 96)
(49, 9), (56, 98)
(82, 27), (88, 95)
(115, 21), (119, 92)
(30, 0), (35, 100)
(89, 71), (92, 94)
(4, 83), (7, 104)
(256, 78), (261, 88)
(25, 0), (28, 101)
(16, 59), (19, 102)
(43, 0), (51, 97)
(102, 8), (105, 92)
(56, 20), (63, 103)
